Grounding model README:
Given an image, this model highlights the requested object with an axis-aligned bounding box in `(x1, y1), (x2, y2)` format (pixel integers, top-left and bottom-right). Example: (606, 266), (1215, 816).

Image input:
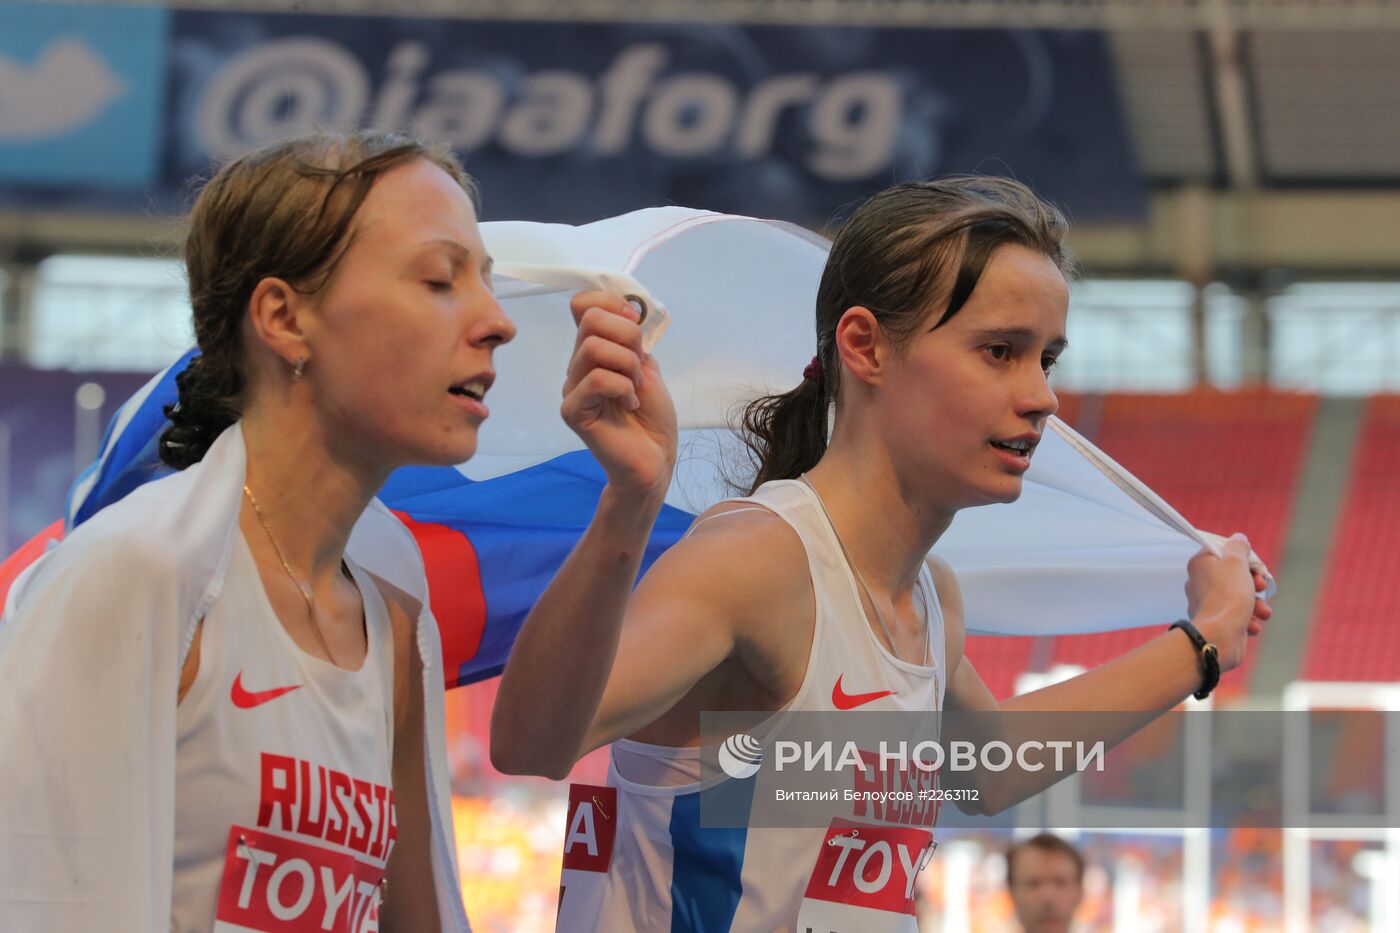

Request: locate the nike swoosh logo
(231, 671), (302, 709)
(831, 674), (895, 710)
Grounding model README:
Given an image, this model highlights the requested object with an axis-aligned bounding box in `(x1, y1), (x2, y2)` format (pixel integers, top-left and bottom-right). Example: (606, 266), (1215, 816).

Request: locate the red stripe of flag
(390, 512), (488, 682)
(0, 520), (65, 611)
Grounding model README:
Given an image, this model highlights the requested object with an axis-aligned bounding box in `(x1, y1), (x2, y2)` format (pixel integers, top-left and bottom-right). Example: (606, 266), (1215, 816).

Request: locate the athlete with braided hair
(0, 131), (676, 932)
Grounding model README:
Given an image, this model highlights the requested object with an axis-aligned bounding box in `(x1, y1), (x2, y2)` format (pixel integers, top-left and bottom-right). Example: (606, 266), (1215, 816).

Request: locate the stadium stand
(962, 391), (1317, 699)
(1302, 394), (1400, 681)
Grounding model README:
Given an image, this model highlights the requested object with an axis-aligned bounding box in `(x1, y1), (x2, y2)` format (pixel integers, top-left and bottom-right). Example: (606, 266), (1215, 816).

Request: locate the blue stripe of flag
(67, 349), (191, 526)
(384, 453), (693, 685)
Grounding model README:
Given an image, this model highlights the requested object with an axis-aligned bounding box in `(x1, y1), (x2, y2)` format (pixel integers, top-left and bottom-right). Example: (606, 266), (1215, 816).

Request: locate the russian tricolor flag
(2, 208), (1270, 689)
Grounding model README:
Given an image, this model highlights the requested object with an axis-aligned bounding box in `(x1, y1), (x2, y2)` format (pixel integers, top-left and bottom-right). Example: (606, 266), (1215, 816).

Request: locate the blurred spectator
(1006, 833), (1086, 933)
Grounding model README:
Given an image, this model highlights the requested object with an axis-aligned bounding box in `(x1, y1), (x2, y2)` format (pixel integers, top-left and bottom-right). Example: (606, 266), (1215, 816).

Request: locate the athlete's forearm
(1004, 619), (1211, 715)
(962, 620), (1215, 813)
(490, 484), (664, 779)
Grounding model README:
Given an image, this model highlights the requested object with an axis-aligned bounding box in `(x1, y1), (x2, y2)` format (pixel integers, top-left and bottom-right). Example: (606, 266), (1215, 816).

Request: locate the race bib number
(213, 826), (384, 932)
(556, 784), (618, 931)
(796, 819), (934, 933)
(561, 784), (618, 872)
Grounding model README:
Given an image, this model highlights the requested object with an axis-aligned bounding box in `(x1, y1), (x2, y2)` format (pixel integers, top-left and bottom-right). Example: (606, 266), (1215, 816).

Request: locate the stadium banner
(0, 3), (1144, 223)
(0, 2), (169, 191)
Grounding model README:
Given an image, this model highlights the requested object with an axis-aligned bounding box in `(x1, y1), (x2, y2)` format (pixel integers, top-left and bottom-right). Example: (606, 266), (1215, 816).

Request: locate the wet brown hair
(159, 130), (476, 469)
(740, 176), (1074, 493)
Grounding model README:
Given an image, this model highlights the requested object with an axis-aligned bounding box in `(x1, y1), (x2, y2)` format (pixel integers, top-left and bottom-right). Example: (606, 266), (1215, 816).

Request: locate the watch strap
(1170, 620), (1221, 700)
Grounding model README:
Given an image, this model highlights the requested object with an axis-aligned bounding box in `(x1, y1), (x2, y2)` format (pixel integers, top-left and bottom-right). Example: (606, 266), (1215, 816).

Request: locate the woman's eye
(425, 280), (453, 293)
(986, 345), (1011, 362)
(1042, 355), (1060, 373)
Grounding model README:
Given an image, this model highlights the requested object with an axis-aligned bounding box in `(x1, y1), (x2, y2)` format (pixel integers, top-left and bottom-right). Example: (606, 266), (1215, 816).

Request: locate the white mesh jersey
(557, 479), (948, 933)
(171, 532), (398, 933)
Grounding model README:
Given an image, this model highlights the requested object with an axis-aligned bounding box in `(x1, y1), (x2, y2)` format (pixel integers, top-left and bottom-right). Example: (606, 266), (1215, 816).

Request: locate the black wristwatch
(1170, 620), (1220, 700)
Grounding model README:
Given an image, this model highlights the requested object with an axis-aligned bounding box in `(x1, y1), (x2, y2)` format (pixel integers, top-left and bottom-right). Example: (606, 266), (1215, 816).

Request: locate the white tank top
(557, 479), (948, 933)
(171, 532), (397, 933)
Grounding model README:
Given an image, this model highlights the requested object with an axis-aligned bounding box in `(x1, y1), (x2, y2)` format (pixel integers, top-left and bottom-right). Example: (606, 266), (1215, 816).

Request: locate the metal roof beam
(1206, 0), (1258, 189)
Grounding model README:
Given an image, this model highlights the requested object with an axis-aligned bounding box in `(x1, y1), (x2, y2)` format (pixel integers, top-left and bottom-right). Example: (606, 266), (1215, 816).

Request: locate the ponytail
(159, 349), (243, 470)
(740, 363), (830, 494)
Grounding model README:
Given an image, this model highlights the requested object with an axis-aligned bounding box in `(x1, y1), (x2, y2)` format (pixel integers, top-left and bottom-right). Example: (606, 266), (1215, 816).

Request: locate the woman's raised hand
(1185, 533), (1274, 672)
(561, 290), (678, 502)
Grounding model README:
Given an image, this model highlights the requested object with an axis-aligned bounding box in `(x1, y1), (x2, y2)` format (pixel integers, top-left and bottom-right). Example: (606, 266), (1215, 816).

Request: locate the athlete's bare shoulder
(670, 498), (811, 606)
(359, 569), (421, 733)
(616, 498), (817, 739)
(924, 553), (959, 596)
(632, 493), (817, 652)
(925, 553), (966, 674)
(362, 571), (421, 622)
(684, 498), (791, 543)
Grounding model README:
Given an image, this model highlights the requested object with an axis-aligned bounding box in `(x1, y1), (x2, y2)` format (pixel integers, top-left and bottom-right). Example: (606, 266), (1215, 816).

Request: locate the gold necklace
(799, 473), (931, 669)
(243, 483), (344, 668)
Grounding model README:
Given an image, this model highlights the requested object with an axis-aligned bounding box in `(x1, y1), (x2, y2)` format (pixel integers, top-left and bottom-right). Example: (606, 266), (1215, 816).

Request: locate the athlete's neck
(801, 443), (954, 598)
(237, 404), (389, 585)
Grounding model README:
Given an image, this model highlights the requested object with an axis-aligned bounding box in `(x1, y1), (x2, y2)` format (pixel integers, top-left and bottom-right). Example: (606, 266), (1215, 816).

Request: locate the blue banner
(0, 7), (1144, 223)
(0, 2), (168, 188)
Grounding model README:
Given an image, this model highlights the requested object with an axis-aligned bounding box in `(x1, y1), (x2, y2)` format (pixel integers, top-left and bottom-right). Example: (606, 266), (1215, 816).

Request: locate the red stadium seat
(1048, 391), (1316, 697)
(1303, 395), (1400, 681)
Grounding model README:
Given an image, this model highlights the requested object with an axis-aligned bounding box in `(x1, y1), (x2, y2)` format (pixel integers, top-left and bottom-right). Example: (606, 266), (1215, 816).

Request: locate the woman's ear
(833, 306), (886, 388)
(246, 276), (309, 369)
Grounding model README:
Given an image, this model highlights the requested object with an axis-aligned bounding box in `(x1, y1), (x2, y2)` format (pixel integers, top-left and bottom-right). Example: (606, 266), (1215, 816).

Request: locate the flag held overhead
(4, 207), (1272, 688)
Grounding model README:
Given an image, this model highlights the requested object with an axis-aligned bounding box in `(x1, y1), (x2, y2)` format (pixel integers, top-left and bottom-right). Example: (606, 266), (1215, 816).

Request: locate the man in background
(1007, 833), (1086, 933)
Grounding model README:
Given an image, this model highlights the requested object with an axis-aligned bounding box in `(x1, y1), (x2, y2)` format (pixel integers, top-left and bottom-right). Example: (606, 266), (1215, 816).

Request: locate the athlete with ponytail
(0, 131), (676, 931)
(493, 177), (1272, 931)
